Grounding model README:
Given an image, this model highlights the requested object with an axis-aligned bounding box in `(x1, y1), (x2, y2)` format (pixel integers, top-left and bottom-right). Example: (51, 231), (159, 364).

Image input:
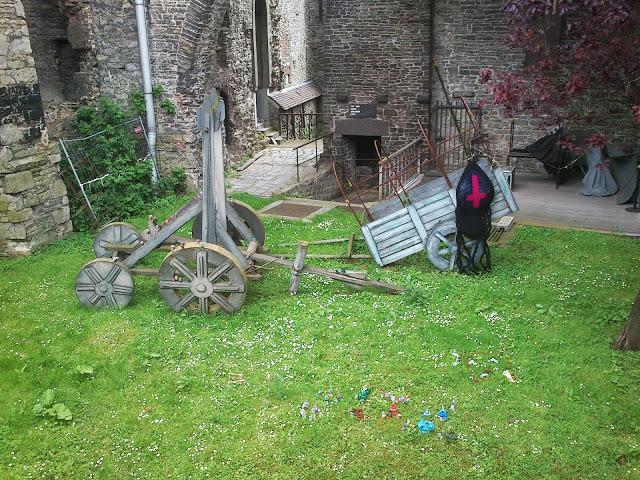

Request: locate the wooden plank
(408, 205), (429, 249)
(376, 227), (418, 250)
(380, 242), (425, 265)
(369, 196), (405, 221)
(379, 236), (422, 258)
(372, 218), (415, 243)
(130, 267), (159, 276)
(422, 211), (456, 233)
(419, 204), (456, 225)
(448, 188), (457, 207)
(494, 166), (520, 213)
(226, 201), (253, 243)
(415, 196), (454, 218)
(367, 206), (410, 232)
(361, 225), (383, 266)
(369, 216), (413, 239)
(491, 205), (513, 220)
(411, 189), (450, 211)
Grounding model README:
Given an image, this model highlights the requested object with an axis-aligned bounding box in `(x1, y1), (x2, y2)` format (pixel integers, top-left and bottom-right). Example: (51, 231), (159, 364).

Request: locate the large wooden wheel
(75, 258), (135, 308)
(427, 221), (485, 272)
(191, 200), (265, 247)
(158, 242), (247, 315)
(93, 222), (142, 259)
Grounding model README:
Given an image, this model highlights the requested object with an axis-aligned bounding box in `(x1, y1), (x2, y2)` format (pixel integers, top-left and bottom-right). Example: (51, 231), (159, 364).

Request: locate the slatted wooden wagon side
(335, 98), (519, 271)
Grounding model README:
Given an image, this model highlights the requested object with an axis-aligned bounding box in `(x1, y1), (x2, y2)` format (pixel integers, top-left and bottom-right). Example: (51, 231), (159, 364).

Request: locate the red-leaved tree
(483, 0), (640, 350)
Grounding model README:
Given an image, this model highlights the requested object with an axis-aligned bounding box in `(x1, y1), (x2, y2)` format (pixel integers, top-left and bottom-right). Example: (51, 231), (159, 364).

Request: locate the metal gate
(434, 100), (483, 172)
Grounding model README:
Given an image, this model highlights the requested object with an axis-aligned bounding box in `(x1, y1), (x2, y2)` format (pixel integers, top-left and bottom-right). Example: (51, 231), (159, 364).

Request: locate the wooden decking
(512, 173), (640, 236)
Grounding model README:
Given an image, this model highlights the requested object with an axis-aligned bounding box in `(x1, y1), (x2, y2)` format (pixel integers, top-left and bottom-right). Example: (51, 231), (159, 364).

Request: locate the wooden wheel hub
(75, 259), (135, 308)
(158, 242), (247, 315)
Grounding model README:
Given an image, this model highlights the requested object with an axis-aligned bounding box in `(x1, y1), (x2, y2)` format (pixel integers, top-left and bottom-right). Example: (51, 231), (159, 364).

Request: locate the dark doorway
(254, 0), (269, 125)
(351, 135), (381, 187)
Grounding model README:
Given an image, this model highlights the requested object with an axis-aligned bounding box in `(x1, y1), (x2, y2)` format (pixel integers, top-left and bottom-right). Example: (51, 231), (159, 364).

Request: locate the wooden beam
(247, 252), (405, 294)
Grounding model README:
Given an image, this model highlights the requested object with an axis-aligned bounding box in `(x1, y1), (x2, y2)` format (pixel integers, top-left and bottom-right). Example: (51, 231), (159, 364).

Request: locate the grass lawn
(1, 193), (639, 479)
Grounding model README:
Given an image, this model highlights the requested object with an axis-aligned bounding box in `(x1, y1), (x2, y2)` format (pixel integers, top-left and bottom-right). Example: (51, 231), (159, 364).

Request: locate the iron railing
(378, 138), (423, 200)
(292, 132), (332, 182)
(434, 100), (483, 171)
(279, 112), (322, 141)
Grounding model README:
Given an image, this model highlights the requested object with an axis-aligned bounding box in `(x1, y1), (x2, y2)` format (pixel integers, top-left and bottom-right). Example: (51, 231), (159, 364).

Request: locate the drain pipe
(134, 0), (158, 182)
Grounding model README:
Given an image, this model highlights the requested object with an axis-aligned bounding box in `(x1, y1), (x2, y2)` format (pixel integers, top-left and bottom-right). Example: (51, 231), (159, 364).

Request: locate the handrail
(292, 132), (333, 151)
(293, 132), (333, 183)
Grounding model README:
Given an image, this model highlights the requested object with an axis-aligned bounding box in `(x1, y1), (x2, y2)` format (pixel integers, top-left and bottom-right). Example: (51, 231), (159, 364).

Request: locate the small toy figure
(300, 400), (310, 418)
(351, 407), (364, 420)
(357, 387), (371, 402)
(437, 409), (449, 421)
(417, 419), (435, 434)
(309, 404), (322, 419)
(422, 409), (432, 417)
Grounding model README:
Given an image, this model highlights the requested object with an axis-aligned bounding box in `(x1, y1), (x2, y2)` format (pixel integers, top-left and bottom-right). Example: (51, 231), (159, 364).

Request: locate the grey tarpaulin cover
(606, 144), (638, 205)
(580, 146), (618, 197)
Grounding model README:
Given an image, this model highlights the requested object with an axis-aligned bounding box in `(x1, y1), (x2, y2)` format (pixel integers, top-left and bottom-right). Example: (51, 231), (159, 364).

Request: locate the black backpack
(455, 158), (494, 274)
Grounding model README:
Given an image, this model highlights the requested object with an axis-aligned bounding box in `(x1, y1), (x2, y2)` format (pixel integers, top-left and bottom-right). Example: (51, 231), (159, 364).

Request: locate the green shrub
(62, 98), (186, 231)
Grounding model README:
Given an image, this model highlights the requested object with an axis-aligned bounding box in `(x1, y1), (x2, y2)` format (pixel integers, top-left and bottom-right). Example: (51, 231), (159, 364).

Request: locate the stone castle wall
(0, 0), (72, 256)
(319, 0), (431, 175)
(432, 0), (545, 173)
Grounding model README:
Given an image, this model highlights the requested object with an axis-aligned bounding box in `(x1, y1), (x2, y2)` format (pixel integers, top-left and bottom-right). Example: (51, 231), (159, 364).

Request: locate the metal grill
(59, 117), (158, 224)
(434, 100), (483, 171)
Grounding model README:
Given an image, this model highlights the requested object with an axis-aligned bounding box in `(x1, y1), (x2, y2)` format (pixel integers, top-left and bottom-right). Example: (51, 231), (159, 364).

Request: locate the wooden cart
(335, 98), (519, 271)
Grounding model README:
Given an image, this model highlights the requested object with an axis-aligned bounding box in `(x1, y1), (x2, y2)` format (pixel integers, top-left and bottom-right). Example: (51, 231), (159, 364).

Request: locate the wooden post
(201, 109), (217, 244)
(197, 89), (228, 245)
(346, 234), (355, 259)
(289, 241), (308, 295)
(211, 109), (227, 228)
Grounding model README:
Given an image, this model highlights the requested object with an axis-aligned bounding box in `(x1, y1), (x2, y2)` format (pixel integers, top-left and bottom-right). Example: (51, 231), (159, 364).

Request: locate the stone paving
(228, 140), (324, 197)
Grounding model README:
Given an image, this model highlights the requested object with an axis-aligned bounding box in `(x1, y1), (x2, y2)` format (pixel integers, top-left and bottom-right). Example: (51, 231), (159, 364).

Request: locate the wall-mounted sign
(349, 103), (377, 118)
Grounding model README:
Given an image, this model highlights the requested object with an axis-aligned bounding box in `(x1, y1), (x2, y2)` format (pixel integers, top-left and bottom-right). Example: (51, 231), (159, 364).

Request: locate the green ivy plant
(129, 83), (177, 116)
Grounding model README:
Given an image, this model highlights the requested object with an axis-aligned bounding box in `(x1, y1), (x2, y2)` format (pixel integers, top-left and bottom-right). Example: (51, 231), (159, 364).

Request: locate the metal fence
(279, 112), (322, 141)
(378, 137), (423, 200)
(434, 100), (483, 171)
(60, 117), (157, 224)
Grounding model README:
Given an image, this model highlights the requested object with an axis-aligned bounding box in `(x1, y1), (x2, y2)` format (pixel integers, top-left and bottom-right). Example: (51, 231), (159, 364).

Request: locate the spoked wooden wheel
(93, 222), (142, 259)
(158, 242), (247, 315)
(427, 221), (485, 272)
(75, 259), (135, 308)
(191, 200), (266, 247)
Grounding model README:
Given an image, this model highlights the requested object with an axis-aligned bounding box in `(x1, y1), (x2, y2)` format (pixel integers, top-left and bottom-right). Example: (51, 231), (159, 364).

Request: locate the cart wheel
(75, 258), (134, 308)
(191, 200), (266, 248)
(158, 242), (247, 315)
(427, 222), (485, 272)
(93, 222), (142, 259)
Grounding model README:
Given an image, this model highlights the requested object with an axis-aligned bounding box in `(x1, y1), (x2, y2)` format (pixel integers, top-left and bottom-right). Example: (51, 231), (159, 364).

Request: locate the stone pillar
(0, 0), (72, 256)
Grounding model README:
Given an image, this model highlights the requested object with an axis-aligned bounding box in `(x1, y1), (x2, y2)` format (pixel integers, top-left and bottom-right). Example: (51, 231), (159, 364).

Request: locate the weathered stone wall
(319, 0), (431, 178)
(0, 0), (72, 256)
(22, 0), (98, 137)
(432, 0), (546, 173)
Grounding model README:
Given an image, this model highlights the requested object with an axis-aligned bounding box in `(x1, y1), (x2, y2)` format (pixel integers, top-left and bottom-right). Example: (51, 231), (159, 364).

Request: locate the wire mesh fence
(59, 117), (158, 226)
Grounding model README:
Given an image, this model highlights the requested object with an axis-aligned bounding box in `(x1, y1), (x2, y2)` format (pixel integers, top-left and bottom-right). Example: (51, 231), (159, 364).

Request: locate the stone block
(53, 206), (70, 225)
(0, 124), (24, 146)
(3, 170), (34, 193)
(0, 194), (21, 212)
(7, 208), (32, 223)
(8, 223), (26, 240)
(49, 179), (68, 198)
